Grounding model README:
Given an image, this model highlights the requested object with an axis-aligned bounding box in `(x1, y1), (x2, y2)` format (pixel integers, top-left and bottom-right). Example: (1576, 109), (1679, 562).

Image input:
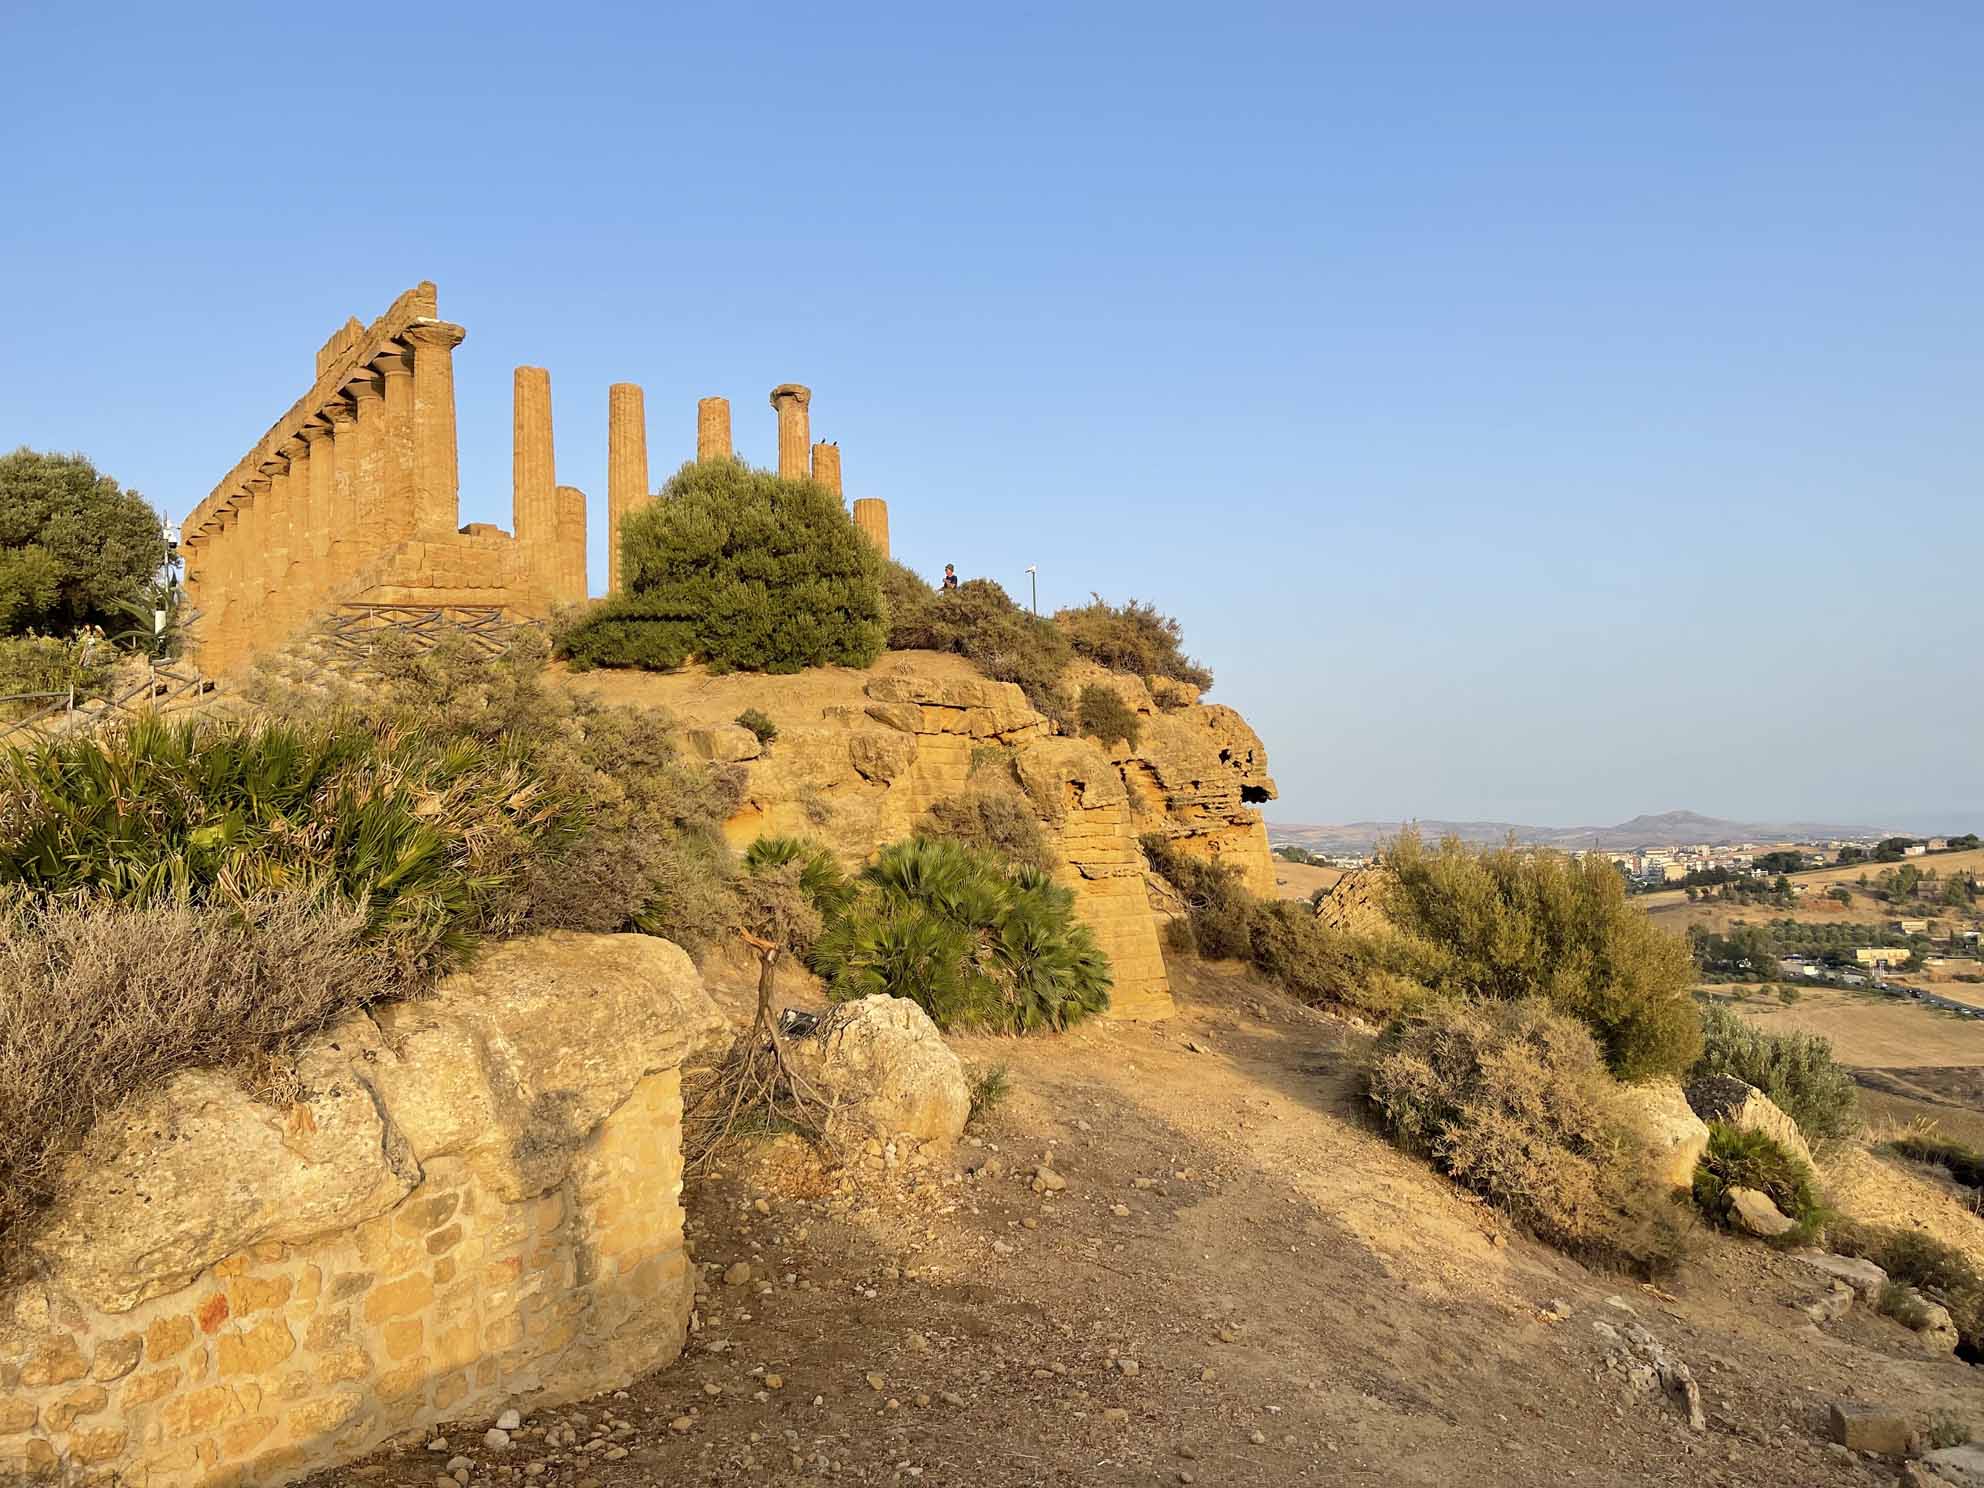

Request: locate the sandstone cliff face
(604, 656), (1278, 1023)
(0, 933), (723, 1488)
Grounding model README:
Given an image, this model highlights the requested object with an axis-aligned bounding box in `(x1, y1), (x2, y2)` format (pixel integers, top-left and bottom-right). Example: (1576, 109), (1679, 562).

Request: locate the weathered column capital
(404, 320), (466, 352)
(246, 475), (272, 496)
(372, 348), (413, 378)
(278, 436), (308, 461)
(768, 383), (812, 411)
(299, 422), (332, 445)
(323, 399), (359, 427)
(258, 457), (288, 478)
(345, 372), (385, 403)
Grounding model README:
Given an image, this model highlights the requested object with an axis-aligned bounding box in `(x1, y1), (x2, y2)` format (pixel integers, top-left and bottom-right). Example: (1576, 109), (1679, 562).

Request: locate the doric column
(769, 384), (811, 479)
(811, 441), (842, 497)
(513, 366), (556, 548)
(607, 382), (648, 593)
(203, 506), (237, 667)
(322, 400), (359, 590)
(299, 421), (334, 608)
(342, 374), (387, 574)
(374, 348), (417, 550)
(853, 498), (891, 559)
(697, 396), (732, 462)
(554, 485), (588, 606)
(404, 321), (466, 538)
(240, 478), (271, 636)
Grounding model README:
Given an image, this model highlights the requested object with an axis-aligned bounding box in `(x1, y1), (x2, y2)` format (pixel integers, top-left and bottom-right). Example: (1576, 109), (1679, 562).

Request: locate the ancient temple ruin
(181, 282), (891, 672)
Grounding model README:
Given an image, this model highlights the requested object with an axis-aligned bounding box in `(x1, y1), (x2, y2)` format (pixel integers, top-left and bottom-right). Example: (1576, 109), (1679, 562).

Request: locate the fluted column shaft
(344, 376), (388, 575)
(513, 366), (556, 547)
(608, 382), (648, 593)
(322, 401), (359, 591)
(853, 498), (891, 559)
(769, 384), (811, 479)
(555, 485), (588, 606)
(405, 321), (466, 538)
(811, 442), (842, 497)
(696, 396), (732, 461)
(376, 350), (417, 550)
(299, 423), (333, 610)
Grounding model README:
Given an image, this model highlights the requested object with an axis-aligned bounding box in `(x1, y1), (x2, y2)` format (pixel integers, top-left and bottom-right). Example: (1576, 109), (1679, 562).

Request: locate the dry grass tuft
(0, 895), (404, 1276)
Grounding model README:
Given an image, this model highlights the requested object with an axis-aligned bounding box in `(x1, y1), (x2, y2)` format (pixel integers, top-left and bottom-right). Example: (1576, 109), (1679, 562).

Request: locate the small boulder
(1727, 1187), (1798, 1238)
(788, 995), (970, 1147)
(1685, 1075), (1814, 1168)
(1827, 1401), (1915, 1457)
(1622, 1080), (1712, 1189)
(1924, 1445), (1984, 1487)
(1800, 1253), (1889, 1303)
(1898, 1287), (1960, 1354)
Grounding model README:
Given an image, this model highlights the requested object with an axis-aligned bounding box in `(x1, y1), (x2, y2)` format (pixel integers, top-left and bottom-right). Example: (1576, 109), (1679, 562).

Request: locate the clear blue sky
(4, 3), (1978, 830)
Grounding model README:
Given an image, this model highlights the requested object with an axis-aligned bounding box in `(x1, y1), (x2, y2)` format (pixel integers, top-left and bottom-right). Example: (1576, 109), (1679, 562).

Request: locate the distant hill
(1269, 810), (1897, 856)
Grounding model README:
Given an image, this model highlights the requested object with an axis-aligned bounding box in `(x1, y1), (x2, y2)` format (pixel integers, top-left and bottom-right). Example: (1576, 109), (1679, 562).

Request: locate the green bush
(1075, 683), (1142, 750)
(1691, 1123), (1826, 1242)
(1141, 834), (1412, 1018)
(1382, 831), (1702, 1080)
(1692, 1002), (1858, 1148)
(743, 835), (854, 925)
(966, 1062), (1012, 1124)
(811, 837), (1110, 1033)
(609, 457), (884, 674)
(1052, 596), (1212, 690)
(735, 708), (779, 746)
(884, 575), (1072, 721)
(919, 789), (1053, 873)
(1828, 1219), (1984, 1360)
(0, 715), (540, 978)
(550, 592), (697, 672)
(0, 632), (116, 717)
(0, 448), (167, 636)
(1366, 997), (1685, 1277)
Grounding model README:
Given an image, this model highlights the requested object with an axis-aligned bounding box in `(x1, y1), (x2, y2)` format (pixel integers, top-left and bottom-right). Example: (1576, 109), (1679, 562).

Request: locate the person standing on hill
(941, 564), (959, 591)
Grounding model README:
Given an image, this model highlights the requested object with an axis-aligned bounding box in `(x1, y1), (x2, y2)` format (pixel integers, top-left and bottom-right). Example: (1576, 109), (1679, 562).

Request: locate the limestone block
(848, 731), (918, 784)
(1314, 866), (1395, 935)
(681, 724), (763, 764)
(865, 674), (1030, 712)
(1685, 1076), (1814, 1168)
(1726, 1187), (1797, 1238)
(1014, 735), (1128, 819)
(1826, 1401), (1914, 1456)
(367, 933), (725, 1201)
(1798, 1252), (1888, 1303)
(29, 1040), (419, 1314)
(696, 396), (732, 461)
(787, 995), (970, 1146)
(1618, 1080), (1711, 1190)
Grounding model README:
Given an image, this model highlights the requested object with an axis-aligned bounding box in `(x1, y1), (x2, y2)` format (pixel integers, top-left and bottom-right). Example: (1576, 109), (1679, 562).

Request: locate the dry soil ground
(1266, 861), (1342, 902)
(315, 960), (1981, 1488)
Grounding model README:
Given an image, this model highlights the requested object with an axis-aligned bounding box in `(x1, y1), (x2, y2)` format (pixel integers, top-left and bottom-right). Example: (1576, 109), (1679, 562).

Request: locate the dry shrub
(0, 895), (401, 1273)
(1828, 1219), (1984, 1362)
(919, 789), (1054, 872)
(1075, 683), (1142, 750)
(1693, 1001), (1858, 1149)
(1366, 997), (1686, 1276)
(1383, 830), (1702, 1080)
(1052, 596), (1213, 690)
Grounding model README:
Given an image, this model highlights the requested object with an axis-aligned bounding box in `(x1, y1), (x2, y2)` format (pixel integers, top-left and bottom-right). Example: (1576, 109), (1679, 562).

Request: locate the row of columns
(185, 318), (467, 668)
(510, 367), (590, 608)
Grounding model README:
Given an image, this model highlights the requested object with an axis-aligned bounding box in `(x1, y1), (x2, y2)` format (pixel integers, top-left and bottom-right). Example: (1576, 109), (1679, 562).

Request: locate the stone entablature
(0, 933), (723, 1488)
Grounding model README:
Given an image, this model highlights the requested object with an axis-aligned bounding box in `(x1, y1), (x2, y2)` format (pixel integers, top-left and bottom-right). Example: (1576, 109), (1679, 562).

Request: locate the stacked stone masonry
(0, 934), (723, 1488)
(183, 281), (887, 671)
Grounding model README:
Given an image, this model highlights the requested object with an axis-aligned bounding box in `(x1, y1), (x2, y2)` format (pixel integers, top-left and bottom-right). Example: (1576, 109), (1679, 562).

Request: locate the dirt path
(321, 964), (1980, 1488)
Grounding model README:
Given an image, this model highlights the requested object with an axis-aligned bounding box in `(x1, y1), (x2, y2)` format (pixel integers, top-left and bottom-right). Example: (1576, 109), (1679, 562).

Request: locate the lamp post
(1025, 565), (1038, 616)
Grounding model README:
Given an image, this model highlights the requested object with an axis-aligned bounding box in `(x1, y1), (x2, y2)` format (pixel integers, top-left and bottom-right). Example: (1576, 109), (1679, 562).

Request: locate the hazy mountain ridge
(1269, 809), (1898, 855)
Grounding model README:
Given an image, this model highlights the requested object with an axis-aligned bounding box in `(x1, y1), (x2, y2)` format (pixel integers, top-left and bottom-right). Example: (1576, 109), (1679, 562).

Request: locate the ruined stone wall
(0, 934), (722, 1488)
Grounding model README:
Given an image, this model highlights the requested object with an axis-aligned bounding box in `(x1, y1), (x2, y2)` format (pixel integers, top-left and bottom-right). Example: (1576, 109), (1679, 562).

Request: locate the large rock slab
(1685, 1075), (1814, 1168)
(790, 995), (971, 1147)
(1925, 1445), (1984, 1487)
(1619, 1080), (1711, 1189)
(1727, 1186), (1797, 1238)
(369, 931), (728, 1200)
(1799, 1252), (1888, 1302)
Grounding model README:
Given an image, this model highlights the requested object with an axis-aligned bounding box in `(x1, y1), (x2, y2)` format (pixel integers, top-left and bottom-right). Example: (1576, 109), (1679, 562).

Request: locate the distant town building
(1855, 947), (1914, 969)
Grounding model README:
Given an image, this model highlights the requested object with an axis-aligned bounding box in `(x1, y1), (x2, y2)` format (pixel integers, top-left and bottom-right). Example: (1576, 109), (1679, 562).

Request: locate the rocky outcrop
(707, 664), (1278, 1021)
(2, 932), (723, 1488)
(1685, 1076), (1814, 1169)
(789, 995), (971, 1147)
(1620, 1080), (1711, 1189)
